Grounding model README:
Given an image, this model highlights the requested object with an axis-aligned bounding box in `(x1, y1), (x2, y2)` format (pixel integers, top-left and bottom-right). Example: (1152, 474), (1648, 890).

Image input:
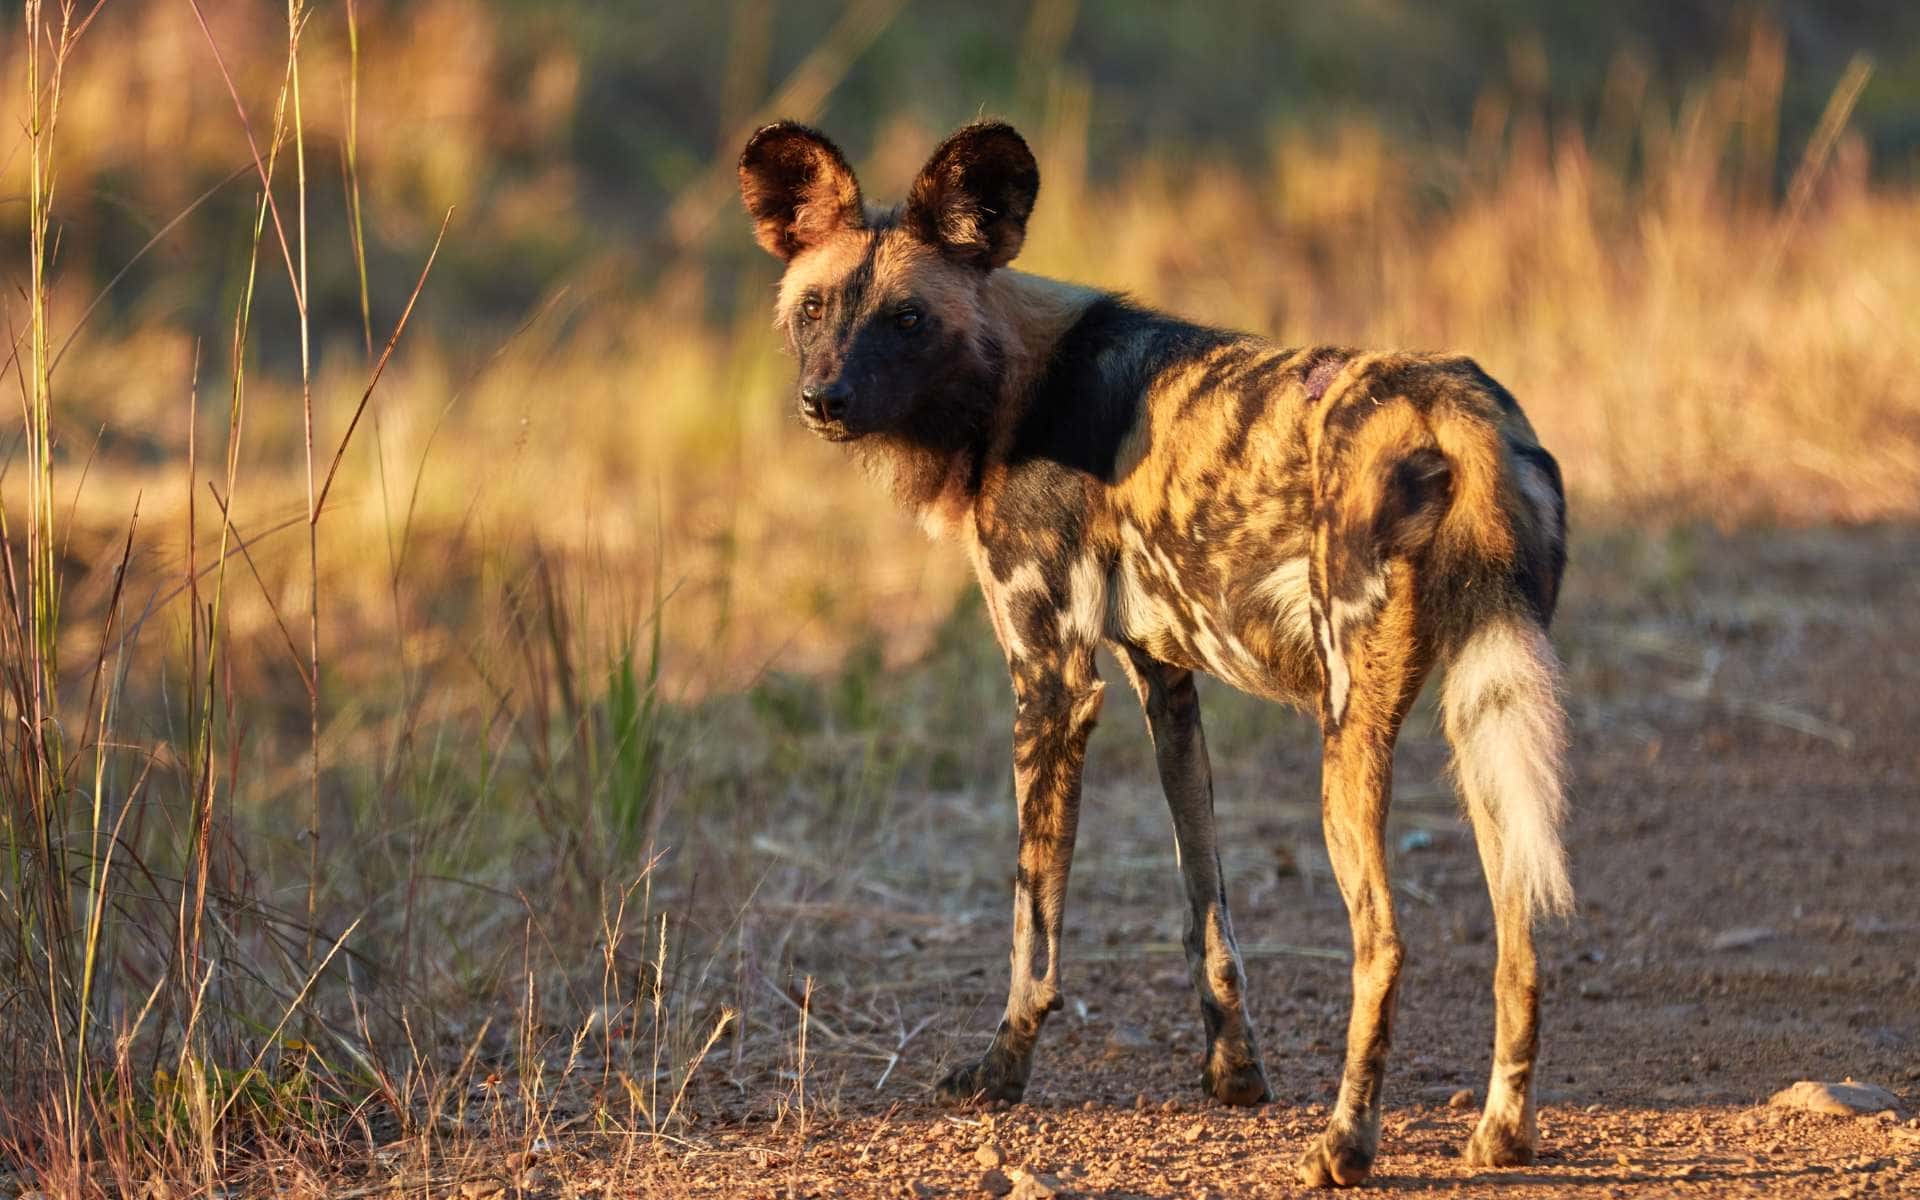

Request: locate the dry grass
(1, 5), (1917, 1196)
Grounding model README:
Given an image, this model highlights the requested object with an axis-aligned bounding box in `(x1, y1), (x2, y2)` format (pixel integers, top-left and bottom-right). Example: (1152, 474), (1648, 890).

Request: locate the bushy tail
(1441, 615), (1573, 919)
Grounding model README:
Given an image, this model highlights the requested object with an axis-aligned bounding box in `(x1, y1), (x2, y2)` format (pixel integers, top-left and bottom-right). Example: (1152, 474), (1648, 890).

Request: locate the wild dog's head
(738, 121), (1037, 456)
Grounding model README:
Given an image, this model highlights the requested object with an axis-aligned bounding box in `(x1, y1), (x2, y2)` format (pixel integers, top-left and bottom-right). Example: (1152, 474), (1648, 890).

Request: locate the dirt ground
(442, 527), (1920, 1198)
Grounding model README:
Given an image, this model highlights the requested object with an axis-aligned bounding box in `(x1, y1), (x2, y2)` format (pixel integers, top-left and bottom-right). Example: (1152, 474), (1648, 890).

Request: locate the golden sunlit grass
(24, 15), (1918, 698)
(1, 4), (1916, 1196)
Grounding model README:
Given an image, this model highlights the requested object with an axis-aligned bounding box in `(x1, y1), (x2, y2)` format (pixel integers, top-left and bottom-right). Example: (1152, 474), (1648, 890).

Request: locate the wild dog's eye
(895, 306), (922, 332)
(801, 295), (824, 322)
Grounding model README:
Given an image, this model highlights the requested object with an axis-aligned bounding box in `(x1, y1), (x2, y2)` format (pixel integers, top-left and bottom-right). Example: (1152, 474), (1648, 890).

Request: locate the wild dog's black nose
(800, 380), (851, 423)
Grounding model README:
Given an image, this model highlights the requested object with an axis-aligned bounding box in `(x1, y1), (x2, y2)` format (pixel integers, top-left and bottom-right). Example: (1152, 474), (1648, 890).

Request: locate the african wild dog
(739, 120), (1572, 1187)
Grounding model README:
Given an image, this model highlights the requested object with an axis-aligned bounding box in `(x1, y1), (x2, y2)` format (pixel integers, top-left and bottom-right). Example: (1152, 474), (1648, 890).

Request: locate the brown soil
(477, 527), (1920, 1197)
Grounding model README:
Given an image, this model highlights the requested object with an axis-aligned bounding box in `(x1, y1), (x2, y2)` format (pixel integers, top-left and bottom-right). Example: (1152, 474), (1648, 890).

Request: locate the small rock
(1768, 1080), (1906, 1117)
(980, 1167), (1014, 1197)
(1008, 1167), (1064, 1199)
(1707, 926), (1775, 952)
(902, 1180), (936, 1199)
(1448, 1089), (1475, 1110)
(1615, 1152), (1632, 1167)
(1180, 1119), (1206, 1143)
(1160, 1098), (1181, 1113)
(458, 1180), (505, 1200)
(976, 1143), (1005, 1169)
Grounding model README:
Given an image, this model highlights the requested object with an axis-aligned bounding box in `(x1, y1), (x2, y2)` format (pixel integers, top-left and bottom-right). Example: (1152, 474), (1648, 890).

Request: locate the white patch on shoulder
(987, 562), (1047, 661)
(1057, 556), (1107, 644)
(1004, 561), (1047, 595)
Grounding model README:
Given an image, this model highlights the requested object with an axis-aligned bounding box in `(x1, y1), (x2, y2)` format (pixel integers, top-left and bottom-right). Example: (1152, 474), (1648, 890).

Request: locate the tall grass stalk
(342, 0), (372, 360)
(285, 0), (325, 975)
(5, 0), (102, 1180)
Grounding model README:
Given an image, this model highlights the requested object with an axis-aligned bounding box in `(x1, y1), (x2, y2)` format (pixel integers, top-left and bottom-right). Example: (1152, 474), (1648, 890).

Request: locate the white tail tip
(1442, 619), (1574, 918)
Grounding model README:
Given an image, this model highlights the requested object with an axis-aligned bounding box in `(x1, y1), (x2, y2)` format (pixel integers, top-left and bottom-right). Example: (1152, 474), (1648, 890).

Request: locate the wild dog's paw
(1296, 1126), (1377, 1188)
(934, 1053), (1028, 1106)
(1201, 1045), (1271, 1107)
(1464, 1115), (1537, 1168)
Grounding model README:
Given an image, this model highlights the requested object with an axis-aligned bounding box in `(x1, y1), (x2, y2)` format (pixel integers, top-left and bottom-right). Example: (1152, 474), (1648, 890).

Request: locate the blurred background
(3, 1), (1918, 1184)
(9, 1), (1920, 693)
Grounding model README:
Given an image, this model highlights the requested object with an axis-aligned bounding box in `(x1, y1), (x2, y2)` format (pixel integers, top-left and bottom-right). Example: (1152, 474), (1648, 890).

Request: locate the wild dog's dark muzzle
(800, 380), (849, 422)
(799, 379), (857, 438)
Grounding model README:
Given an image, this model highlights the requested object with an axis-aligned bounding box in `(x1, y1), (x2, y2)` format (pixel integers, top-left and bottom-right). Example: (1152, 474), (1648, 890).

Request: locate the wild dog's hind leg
(1117, 646), (1270, 1106)
(1444, 617), (1573, 1167)
(936, 644), (1103, 1105)
(1297, 581), (1427, 1188)
(1461, 829), (1542, 1167)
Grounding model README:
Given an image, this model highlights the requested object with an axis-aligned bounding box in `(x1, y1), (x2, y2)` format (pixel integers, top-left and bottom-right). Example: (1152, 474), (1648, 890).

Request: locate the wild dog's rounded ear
(739, 122), (864, 261)
(905, 122), (1039, 270)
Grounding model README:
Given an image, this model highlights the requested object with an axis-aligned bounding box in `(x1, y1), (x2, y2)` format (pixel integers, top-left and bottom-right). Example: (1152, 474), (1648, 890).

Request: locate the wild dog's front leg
(1118, 647), (1270, 1107)
(936, 652), (1103, 1106)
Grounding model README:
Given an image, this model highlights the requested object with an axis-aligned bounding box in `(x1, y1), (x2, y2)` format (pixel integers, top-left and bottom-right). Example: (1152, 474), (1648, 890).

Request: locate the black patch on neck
(862, 325), (1001, 510)
(1012, 295), (1239, 481)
